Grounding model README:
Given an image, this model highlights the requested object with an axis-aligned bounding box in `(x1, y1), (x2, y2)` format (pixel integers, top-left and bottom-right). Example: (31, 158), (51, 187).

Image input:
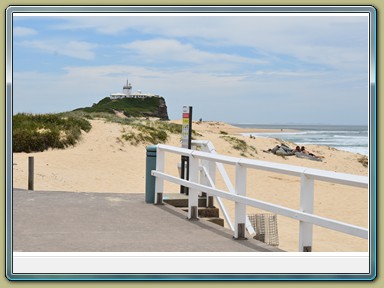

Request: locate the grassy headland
(74, 96), (168, 119)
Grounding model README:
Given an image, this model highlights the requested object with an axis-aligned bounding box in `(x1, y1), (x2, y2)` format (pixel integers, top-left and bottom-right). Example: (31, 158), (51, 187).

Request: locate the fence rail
(151, 143), (369, 252)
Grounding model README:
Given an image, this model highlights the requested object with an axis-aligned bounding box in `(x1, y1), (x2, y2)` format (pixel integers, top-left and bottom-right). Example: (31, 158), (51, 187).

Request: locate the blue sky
(12, 12), (370, 125)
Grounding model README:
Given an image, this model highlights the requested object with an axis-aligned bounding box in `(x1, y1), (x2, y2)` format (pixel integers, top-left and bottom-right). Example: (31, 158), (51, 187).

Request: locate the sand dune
(12, 118), (369, 252)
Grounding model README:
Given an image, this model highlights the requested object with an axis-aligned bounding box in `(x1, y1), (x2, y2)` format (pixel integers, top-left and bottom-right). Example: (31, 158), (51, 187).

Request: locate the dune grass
(12, 113), (91, 153)
(119, 119), (202, 146)
(220, 135), (257, 157)
(357, 155), (368, 167)
(13, 109), (202, 152)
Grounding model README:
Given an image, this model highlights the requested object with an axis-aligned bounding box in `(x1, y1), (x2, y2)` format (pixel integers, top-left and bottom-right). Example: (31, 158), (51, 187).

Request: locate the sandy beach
(12, 118), (369, 252)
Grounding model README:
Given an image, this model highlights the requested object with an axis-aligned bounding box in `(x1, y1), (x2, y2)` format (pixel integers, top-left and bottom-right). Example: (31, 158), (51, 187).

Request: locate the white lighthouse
(123, 79), (132, 97)
(109, 79), (160, 99)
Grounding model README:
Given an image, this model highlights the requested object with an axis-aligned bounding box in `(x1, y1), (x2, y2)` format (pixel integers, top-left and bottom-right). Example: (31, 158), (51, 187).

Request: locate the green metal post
(145, 145), (157, 203)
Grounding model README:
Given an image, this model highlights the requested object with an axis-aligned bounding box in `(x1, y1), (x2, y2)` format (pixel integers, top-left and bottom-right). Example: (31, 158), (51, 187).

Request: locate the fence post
(200, 158), (208, 200)
(207, 159), (216, 208)
(188, 155), (199, 220)
(28, 156), (34, 191)
(234, 163), (247, 239)
(299, 173), (314, 252)
(200, 159), (215, 208)
(154, 146), (164, 205)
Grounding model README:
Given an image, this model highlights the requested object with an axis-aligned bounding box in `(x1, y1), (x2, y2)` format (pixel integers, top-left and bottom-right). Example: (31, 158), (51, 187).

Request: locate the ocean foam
(241, 127), (368, 156)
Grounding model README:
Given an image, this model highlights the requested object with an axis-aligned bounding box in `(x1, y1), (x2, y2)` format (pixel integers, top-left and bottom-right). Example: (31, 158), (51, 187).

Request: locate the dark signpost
(180, 106), (192, 194)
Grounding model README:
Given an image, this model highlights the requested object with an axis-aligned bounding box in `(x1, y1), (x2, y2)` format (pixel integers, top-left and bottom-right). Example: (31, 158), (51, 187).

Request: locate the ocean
(233, 124), (369, 156)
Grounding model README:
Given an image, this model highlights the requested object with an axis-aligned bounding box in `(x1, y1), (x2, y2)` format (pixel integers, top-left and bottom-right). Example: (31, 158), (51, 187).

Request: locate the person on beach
(300, 146), (312, 155)
(294, 146), (301, 153)
(264, 144), (324, 160)
(300, 146), (324, 159)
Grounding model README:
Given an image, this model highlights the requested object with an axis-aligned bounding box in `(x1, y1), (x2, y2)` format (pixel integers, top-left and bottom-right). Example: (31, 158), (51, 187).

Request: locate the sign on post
(181, 106), (192, 149)
(180, 106), (192, 194)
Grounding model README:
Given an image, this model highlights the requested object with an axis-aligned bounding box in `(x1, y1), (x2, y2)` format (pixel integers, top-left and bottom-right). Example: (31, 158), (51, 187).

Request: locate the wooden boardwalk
(12, 189), (282, 252)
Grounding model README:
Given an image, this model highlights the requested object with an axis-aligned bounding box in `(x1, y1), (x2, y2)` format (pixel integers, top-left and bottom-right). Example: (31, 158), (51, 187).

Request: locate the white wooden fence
(151, 142), (369, 252)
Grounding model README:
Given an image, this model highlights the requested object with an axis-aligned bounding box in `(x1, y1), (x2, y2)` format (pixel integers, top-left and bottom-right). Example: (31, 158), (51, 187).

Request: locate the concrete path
(12, 189), (282, 252)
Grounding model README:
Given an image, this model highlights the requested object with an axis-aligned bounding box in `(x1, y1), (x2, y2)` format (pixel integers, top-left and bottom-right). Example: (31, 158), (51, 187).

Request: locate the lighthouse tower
(123, 79), (132, 97)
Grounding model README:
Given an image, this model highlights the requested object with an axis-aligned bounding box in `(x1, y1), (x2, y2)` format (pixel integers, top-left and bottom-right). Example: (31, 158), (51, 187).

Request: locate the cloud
(13, 26), (37, 37)
(20, 40), (97, 60)
(53, 16), (136, 35)
(253, 70), (324, 77)
(120, 38), (267, 70)
(49, 14), (368, 76)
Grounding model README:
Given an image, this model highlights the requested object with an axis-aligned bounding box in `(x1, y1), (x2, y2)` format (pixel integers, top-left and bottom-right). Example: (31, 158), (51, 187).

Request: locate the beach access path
(12, 189), (282, 252)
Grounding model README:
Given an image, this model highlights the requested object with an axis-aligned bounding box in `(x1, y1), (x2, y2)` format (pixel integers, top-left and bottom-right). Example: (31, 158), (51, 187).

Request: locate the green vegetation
(13, 113), (91, 153)
(358, 155), (368, 167)
(119, 120), (201, 146)
(121, 127), (167, 146)
(121, 121), (169, 146)
(74, 96), (166, 119)
(12, 96), (199, 151)
(220, 135), (257, 157)
(66, 110), (136, 125)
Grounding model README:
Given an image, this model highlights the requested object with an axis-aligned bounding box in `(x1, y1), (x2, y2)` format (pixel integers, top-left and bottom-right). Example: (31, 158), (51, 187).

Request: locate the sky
(11, 12), (370, 125)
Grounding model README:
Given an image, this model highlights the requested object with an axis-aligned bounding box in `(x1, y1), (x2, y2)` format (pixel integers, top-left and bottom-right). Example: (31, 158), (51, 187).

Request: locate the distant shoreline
(233, 128), (298, 134)
(230, 123), (368, 130)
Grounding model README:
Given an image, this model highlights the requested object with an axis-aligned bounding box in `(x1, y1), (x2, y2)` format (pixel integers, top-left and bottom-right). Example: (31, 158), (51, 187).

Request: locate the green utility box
(145, 145), (157, 203)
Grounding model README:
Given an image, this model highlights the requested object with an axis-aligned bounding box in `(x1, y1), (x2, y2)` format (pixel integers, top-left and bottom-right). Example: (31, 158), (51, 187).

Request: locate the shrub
(12, 113), (91, 153)
(121, 124), (169, 146)
(358, 155), (368, 167)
